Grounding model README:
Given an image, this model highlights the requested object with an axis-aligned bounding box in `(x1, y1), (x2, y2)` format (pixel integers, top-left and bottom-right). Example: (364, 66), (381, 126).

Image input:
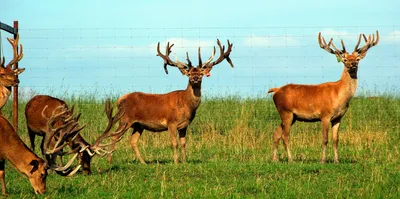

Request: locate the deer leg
(0, 160), (7, 196)
(321, 118), (330, 163)
(168, 125), (179, 164)
(281, 111), (294, 162)
(178, 128), (187, 163)
(40, 136), (45, 156)
(130, 128), (145, 164)
(28, 128), (36, 151)
(272, 124), (283, 162)
(331, 119), (341, 163)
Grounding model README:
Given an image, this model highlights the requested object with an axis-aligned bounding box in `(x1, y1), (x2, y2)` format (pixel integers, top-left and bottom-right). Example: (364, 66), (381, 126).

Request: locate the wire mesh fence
(0, 26), (399, 100)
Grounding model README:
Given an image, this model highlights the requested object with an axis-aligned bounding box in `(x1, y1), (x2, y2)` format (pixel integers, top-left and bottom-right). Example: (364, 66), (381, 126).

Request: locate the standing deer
(268, 31), (379, 163)
(25, 95), (127, 175)
(0, 33), (25, 110)
(0, 115), (47, 195)
(107, 39), (234, 164)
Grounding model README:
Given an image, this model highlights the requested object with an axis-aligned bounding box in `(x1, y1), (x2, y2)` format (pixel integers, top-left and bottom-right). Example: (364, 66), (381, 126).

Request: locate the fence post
(13, 21), (18, 133)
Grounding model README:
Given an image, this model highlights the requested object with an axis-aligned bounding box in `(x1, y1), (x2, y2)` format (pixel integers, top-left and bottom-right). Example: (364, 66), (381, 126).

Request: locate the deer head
(318, 31), (379, 72)
(0, 33), (25, 87)
(27, 159), (47, 194)
(156, 39), (234, 85)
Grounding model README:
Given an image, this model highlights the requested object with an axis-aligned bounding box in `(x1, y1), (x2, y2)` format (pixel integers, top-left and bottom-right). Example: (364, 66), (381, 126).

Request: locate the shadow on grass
(134, 159), (203, 165)
(270, 157), (358, 164)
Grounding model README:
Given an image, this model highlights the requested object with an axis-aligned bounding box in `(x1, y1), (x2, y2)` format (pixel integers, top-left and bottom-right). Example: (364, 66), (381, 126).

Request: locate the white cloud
(318, 29), (357, 42)
(243, 35), (301, 47)
(386, 30), (400, 42)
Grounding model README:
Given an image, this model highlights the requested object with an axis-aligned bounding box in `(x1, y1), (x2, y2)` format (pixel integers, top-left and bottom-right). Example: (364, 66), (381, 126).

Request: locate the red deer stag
(0, 115), (47, 195)
(107, 39), (234, 164)
(25, 95), (127, 175)
(268, 31), (379, 163)
(0, 33), (25, 110)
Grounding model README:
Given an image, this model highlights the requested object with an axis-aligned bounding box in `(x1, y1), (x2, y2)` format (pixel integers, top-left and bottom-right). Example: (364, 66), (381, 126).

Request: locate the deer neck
(0, 86), (11, 109)
(338, 66), (358, 101)
(7, 144), (39, 175)
(184, 81), (202, 107)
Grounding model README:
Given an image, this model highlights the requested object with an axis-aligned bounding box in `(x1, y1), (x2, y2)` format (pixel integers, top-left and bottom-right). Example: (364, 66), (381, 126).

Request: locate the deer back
(117, 90), (199, 131)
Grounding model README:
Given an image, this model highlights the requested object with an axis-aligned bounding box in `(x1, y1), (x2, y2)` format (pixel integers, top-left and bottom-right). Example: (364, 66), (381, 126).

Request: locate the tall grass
(1, 95), (399, 198)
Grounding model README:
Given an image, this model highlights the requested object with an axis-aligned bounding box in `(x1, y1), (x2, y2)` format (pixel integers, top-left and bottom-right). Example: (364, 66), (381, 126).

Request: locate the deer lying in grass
(0, 33), (25, 110)
(0, 115), (47, 195)
(107, 39), (234, 164)
(25, 95), (127, 175)
(268, 31), (379, 163)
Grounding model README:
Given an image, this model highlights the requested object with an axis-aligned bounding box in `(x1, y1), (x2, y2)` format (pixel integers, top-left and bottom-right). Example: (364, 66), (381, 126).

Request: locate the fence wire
(0, 26), (399, 100)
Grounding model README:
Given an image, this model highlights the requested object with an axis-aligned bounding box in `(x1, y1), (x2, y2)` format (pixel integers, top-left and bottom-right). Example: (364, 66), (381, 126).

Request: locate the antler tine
(6, 33), (24, 68)
(0, 57), (4, 67)
(186, 52), (192, 67)
(198, 47), (202, 67)
(373, 30), (380, 46)
(354, 34), (362, 52)
(201, 46), (216, 68)
(157, 42), (189, 74)
(89, 123), (129, 156)
(89, 100), (128, 156)
(203, 39), (234, 69)
(340, 39), (346, 53)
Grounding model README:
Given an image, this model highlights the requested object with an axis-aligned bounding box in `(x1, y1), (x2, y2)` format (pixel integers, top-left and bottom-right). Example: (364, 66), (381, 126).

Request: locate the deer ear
(29, 160), (40, 174)
(14, 68), (25, 75)
(202, 68), (211, 77)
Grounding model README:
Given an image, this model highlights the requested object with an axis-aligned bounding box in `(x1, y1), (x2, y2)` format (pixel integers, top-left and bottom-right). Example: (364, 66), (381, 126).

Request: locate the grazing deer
(25, 95), (126, 175)
(268, 31), (379, 163)
(107, 39), (234, 164)
(0, 34), (25, 110)
(0, 115), (47, 195)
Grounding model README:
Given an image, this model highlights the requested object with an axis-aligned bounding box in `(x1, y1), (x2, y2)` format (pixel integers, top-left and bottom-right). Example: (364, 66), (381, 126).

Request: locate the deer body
(0, 115), (47, 195)
(271, 69), (357, 122)
(108, 39), (234, 164)
(269, 31), (378, 163)
(118, 84), (201, 132)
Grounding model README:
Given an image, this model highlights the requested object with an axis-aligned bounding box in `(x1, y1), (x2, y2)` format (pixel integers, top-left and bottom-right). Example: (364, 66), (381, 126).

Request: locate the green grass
(1, 95), (399, 198)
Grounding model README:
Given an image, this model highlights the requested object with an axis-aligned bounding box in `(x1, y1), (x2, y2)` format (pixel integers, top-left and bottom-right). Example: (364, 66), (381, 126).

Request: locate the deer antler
(201, 39), (234, 69)
(6, 33), (23, 69)
(42, 105), (85, 176)
(157, 42), (190, 74)
(318, 32), (347, 55)
(354, 30), (379, 54)
(87, 99), (128, 156)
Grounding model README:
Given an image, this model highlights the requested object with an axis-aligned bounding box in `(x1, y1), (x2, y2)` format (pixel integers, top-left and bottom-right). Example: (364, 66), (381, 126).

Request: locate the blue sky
(1, 0), (399, 99)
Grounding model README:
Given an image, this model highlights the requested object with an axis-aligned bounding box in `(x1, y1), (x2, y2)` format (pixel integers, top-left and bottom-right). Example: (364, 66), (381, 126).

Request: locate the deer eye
(356, 58), (361, 61)
(342, 58), (348, 62)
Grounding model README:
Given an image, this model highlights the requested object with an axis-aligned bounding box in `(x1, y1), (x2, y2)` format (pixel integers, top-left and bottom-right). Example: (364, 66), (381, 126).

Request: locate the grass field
(1, 95), (399, 198)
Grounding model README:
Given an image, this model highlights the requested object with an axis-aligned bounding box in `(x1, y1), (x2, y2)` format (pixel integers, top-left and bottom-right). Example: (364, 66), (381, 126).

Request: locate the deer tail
(268, 88), (279, 93)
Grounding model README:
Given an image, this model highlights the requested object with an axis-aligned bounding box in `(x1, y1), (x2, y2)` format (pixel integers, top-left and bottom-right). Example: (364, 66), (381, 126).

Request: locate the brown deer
(268, 31), (379, 163)
(0, 115), (47, 195)
(107, 39), (234, 164)
(0, 33), (25, 110)
(25, 95), (127, 175)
